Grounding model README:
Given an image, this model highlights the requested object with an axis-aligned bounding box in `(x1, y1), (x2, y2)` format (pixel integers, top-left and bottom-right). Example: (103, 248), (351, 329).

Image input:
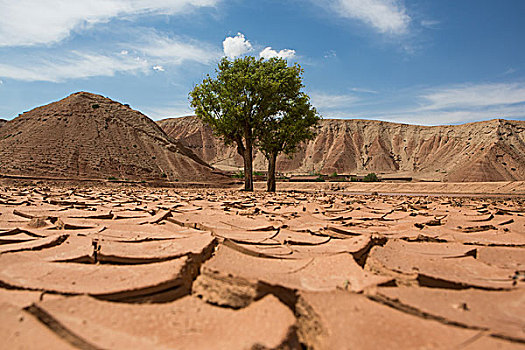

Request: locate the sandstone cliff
(158, 116), (525, 182)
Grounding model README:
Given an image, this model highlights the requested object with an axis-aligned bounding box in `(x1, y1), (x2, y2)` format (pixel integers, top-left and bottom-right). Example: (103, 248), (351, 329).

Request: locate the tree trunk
(234, 137), (252, 191)
(243, 137), (254, 191)
(267, 152), (277, 192)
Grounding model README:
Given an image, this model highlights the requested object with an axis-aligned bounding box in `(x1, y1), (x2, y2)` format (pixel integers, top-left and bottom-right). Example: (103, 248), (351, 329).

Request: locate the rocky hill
(0, 119), (6, 128)
(0, 92), (227, 182)
(158, 116), (525, 182)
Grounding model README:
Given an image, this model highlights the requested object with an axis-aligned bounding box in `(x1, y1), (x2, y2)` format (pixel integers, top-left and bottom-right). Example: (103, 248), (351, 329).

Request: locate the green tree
(190, 56), (316, 191)
(258, 93), (320, 192)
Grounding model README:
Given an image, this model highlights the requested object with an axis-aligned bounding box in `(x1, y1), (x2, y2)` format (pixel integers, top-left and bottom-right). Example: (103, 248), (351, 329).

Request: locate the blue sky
(0, 0), (524, 125)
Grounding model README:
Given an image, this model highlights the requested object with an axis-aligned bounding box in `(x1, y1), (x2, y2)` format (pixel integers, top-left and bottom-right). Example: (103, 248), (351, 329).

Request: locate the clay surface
(0, 184), (523, 349)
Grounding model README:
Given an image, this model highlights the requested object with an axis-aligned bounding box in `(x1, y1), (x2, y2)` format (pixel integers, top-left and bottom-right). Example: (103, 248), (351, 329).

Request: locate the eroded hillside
(0, 93), (227, 182)
(159, 117), (525, 182)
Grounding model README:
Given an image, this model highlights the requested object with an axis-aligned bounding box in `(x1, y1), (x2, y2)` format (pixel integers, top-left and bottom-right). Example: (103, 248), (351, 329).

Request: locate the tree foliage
(190, 56), (320, 191)
(258, 93), (320, 191)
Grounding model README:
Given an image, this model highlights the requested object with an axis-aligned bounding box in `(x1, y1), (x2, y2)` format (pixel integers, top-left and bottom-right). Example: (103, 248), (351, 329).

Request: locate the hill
(0, 119), (6, 128)
(0, 92), (226, 182)
(158, 116), (525, 182)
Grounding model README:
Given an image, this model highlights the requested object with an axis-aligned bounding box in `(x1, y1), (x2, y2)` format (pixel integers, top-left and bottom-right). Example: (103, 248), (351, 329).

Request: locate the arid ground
(0, 181), (524, 349)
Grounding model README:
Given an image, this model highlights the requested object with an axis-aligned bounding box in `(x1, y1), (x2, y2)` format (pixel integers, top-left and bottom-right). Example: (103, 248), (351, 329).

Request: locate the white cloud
(420, 83), (525, 111)
(0, 30), (220, 82)
(0, 51), (149, 82)
(133, 32), (219, 65)
(143, 104), (194, 119)
(503, 68), (517, 76)
(0, 0), (219, 47)
(222, 33), (252, 58)
(310, 92), (359, 109)
(420, 19), (440, 29)
(324, 50), (337, 59)
(375, 105), (525, 126)
(351, 87), (377, 94)
(327, 0), (410, 35)
(309, 82), (525, 125)
(259, 47), (296, 60)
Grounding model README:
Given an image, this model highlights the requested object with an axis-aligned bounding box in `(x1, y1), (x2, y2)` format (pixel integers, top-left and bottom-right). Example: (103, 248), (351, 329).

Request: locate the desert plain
(0, 180), (524, 349)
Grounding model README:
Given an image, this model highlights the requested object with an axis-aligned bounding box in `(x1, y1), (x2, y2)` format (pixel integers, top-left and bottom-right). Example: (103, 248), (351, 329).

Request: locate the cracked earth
(0, 185), (524, 349)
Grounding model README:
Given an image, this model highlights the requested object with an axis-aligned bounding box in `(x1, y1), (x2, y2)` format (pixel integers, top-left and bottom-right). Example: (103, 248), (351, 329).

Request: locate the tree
(258, 93), (320, 192)
(190, 56), (316, 191)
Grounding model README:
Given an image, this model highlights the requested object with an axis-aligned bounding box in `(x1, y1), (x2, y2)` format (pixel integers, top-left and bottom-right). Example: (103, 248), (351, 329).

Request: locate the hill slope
(0, 92), (226, 182)
(158, 116), (525, 182)
(0, 119), (6, 128)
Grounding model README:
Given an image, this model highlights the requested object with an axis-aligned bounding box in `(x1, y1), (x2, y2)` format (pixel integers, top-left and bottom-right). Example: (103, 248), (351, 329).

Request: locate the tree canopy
(190, 56), (320, 191)
(258, 93), (320, 191)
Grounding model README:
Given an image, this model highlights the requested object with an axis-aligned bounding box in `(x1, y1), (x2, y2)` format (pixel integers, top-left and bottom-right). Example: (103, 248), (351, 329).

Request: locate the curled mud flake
(499, 219), (514, 225)
(460, 225), (497, 233)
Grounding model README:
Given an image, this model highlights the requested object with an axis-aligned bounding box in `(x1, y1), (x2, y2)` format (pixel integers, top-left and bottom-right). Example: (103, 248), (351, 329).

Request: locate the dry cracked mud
(0, 184), (524, 349)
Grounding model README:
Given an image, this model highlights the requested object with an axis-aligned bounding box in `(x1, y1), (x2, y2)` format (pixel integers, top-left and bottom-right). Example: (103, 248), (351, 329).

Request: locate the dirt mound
(158, 117), (525, 182)
(0, 92), (227, 182)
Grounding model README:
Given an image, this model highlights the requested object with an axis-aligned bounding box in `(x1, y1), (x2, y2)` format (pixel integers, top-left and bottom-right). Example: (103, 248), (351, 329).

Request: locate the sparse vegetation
(92, 104), (100, 109)
(232, 170), (245, 179)
(363, 173), (380, 182)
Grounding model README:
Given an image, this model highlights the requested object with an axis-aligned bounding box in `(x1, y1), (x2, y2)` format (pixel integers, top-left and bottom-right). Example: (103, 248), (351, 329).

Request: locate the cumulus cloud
(222, 33), (253, 58)
(326, 0), (410, 35)
(152, 65), (165, 71)
(0, 0), (219, 47)
(259, 47), (296, 60)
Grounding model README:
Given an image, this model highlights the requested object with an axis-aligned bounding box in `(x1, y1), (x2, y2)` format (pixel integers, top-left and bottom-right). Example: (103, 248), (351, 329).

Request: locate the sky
(0, 0), (524, 125)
